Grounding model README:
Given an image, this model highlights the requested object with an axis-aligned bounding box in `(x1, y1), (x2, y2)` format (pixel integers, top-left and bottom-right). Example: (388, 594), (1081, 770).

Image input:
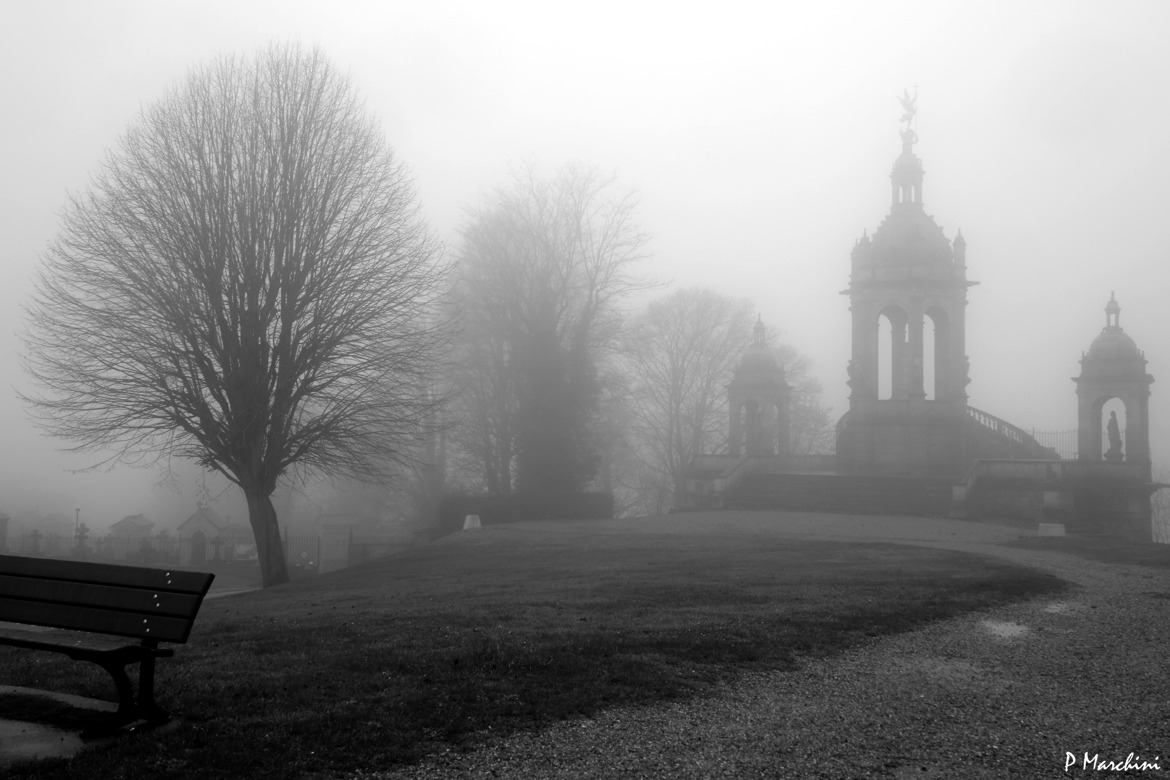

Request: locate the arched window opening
(877, 306), (908, 401)
(925, 306), (949, 402)
(922, 315), (936, 400)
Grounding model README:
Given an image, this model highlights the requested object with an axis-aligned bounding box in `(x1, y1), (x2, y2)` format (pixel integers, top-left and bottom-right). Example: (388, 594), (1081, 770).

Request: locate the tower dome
(732, 316), (785, 380)
(868, 207), (955, 269)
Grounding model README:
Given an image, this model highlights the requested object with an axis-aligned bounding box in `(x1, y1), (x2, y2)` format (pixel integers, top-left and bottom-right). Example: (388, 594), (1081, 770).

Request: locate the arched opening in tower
(877, 306), (908, 401)
(922, 316), (936, 400)
(924, 306), (949, 402)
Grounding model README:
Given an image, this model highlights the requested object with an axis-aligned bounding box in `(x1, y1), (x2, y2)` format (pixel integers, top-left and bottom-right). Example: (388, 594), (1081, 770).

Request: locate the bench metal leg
(80, 660), (137, 738)
(135, 653), (169, 724)
(81, 657), (170, 738)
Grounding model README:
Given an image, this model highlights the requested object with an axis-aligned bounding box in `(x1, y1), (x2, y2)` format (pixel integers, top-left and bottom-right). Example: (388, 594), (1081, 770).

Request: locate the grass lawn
(0, 518), (1064, 779)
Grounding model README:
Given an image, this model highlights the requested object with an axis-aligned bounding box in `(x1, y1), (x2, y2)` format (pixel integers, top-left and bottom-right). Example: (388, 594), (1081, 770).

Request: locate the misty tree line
(20, 45), (830, 587)
(403, 166), (835, 521)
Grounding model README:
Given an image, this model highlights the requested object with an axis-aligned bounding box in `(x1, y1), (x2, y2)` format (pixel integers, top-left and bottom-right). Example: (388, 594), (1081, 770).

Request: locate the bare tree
(444, 296), (519, 494)
(22, 45), (448, 587)
(623, 288), (756, 507)
(452, 163), (648, 495)
(771, 343), (835, 456)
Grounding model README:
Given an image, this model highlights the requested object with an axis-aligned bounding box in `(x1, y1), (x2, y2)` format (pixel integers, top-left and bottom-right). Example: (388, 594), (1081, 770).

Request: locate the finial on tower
(1105, 292), (1121, 330)
(753, 315), (766, 348)
(898, 87), (918, 150)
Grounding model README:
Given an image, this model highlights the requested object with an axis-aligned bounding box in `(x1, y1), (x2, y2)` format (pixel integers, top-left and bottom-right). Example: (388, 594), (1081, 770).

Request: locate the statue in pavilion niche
(1105, 411), (1123, 461)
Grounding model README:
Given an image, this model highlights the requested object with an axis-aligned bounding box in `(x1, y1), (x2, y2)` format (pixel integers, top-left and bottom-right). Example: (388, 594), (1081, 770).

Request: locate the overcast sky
(2, 0), (1169, 527)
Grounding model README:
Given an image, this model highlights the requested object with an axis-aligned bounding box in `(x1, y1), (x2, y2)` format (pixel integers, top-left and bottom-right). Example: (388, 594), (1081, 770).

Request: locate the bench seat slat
(0, 625), (174, 660)
(0, 598), (196, 643)
(0, 556), (212, 595)
(0, 575), (203, 619)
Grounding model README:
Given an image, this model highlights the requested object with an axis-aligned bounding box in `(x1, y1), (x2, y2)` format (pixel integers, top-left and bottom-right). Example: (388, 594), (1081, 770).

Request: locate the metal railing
(967, 406), (1060, 460)
(1029, 428), (1078, 460)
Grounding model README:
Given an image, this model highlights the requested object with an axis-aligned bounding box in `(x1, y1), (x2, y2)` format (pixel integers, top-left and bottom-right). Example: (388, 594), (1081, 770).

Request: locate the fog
(2, 1), (1168, 530)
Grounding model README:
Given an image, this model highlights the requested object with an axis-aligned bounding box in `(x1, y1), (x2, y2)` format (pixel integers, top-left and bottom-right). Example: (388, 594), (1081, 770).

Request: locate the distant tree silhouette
(623, 288), (756, 508)
(454, 163), (648, 495)
(770, 343), (835, 456)
(23, 45), (448, 587)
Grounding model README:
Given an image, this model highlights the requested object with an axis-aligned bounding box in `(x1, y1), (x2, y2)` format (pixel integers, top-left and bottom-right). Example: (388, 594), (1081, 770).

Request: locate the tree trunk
(244, 483), (289, 587)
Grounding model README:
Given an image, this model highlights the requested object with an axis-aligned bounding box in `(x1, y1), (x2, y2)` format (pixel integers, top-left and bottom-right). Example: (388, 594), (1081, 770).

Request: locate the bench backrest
(0, 555), (215, 644)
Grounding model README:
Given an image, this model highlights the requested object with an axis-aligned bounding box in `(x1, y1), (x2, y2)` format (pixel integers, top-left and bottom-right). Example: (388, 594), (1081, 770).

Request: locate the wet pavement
(0, 686), (117, 769)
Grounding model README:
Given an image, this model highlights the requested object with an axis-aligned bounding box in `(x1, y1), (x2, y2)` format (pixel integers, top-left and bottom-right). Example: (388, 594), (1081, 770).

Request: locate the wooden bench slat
(0, 575), (203, 619)
(0, 555), (213, 595)
(0, 625), (173, 658)
(0, 597), (197, 643)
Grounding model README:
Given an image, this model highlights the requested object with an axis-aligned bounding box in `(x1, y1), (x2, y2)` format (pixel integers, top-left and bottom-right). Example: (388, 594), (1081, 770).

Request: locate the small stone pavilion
(1075, 293), (1154, 472)
(682, 318), (793, 508)
(728, 317), (792, 459)
(957, 294), (1157, 539)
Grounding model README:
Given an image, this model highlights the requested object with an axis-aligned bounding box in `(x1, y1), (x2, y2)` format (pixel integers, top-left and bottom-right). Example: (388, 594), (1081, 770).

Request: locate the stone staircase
(966, 406), (1060, 460)
(724, 472), (954, 517)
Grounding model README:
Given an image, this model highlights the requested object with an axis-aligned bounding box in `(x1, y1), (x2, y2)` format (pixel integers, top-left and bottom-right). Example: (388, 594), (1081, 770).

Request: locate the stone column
(728, 400), (742, 457)
(932, 314), (950, 401)
(891, 318), (907, 400)
(1076, 396), (1102, 462)
(1129, 388), (1153, 477)
(759, 400), (777, 456)
(850, 299), (878, 403)
(744, 402), (759, 456)
(908, 310), (925, 400)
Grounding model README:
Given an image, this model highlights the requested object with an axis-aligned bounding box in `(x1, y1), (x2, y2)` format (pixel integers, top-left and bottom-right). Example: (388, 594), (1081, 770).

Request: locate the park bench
(0, 554), (214, 734)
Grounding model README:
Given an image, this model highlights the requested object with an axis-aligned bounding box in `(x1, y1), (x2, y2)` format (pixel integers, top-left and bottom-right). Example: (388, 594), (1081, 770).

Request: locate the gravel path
(366, 513), (1170, 779)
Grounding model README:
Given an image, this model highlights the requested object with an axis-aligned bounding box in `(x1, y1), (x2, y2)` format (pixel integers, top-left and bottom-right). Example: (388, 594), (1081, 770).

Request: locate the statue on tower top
(898, 88), (917, 149)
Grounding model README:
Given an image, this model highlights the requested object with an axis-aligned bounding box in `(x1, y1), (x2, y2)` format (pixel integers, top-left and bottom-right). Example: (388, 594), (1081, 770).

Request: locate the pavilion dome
(1081, 294), (1147, 374)
(730, 317), (787, 388)
(737, 342), (780, 373)
(734, 347), (784, 377)
(1086, 329), (1141, 361)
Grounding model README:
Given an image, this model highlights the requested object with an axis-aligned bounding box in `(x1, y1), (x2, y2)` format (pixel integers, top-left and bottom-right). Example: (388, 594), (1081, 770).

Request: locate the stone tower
(728, 318), (791, 459)
(1075, 293), (1154, 478)
(836, 95), (975, 476)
